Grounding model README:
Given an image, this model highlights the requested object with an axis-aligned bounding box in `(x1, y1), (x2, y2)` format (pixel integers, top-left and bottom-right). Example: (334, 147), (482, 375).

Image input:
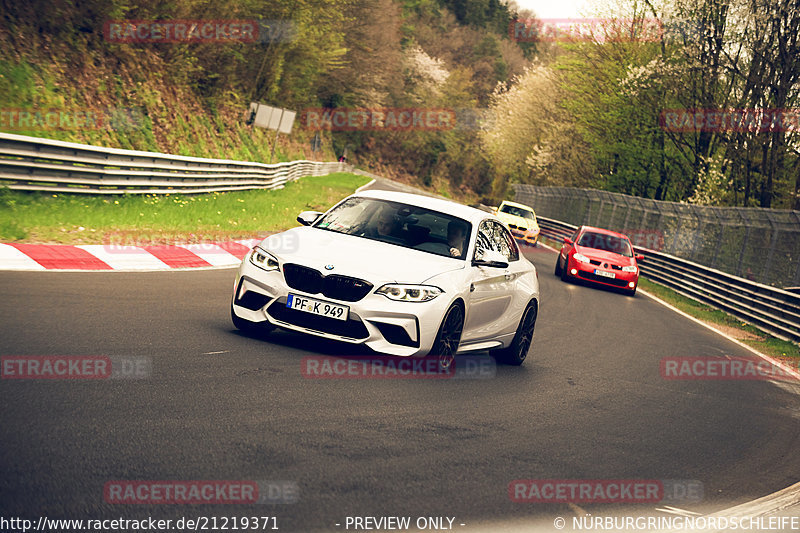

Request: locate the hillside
(0, 0), (534, 200)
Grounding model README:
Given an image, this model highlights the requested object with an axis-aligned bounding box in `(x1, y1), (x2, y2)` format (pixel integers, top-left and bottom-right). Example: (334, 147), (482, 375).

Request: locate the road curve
(1, 242), (799, 531)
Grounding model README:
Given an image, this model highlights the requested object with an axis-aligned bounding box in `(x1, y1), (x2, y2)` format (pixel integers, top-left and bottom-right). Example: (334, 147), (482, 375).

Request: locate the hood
(498, 213), (538, 231)
(259, 226), (465, 283)
(574, 245), (635, 265)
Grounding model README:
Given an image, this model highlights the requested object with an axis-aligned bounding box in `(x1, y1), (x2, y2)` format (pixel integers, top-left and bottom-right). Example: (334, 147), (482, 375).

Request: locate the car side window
(474, 221), (494, 259)
(474, 220), (519, 262)
(490, 220), (519, 262)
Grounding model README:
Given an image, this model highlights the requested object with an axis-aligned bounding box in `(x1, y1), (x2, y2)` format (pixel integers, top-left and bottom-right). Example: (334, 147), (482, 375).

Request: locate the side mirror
(297, 211), (323, 226)
(635, 254), (645, 262)
(473, 249), (509, 269)
(564, 237), (573, 245)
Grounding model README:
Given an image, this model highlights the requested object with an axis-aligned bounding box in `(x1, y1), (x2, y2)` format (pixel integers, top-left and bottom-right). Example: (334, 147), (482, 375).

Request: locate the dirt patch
(705, 321), (767, 341)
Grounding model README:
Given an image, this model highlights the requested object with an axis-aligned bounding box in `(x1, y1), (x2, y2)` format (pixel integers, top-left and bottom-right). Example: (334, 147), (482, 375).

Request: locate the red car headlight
(573, 253), (592, 264)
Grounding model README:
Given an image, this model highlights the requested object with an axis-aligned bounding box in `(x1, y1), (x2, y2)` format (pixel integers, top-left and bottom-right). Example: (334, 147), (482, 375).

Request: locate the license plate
(286, 294), (349, 321)
(594, 269), (616, 279)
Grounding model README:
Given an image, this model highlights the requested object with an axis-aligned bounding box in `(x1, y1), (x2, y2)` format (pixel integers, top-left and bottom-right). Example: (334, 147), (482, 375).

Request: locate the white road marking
(638, 289), (800, 383)
(0, 244), (46, 270)
(355, 179), (376, 192)
(178, 244), (242, 267)
(76, 245), (170, 270)
(656, 506), (702, 516)
(535, 237), (800, 383)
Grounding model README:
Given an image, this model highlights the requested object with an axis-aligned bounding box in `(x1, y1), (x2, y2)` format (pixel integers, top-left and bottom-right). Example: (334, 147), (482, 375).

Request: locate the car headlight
(573, 253), (592, 264)
(248, 247), (279, 271)
(375, 284), (443, 302)
(622, 265), (637, 272)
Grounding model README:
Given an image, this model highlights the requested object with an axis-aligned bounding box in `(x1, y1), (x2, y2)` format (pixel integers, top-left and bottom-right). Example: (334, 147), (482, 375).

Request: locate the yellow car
(494, 200), (540, 246)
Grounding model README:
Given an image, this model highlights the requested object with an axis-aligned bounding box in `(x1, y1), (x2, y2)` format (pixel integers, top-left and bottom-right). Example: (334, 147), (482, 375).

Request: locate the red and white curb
(0, 239), (262, 271)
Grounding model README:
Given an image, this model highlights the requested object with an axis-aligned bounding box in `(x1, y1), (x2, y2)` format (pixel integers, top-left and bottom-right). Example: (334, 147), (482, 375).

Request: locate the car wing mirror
(473, 249), (509, 269)
(635, 253), (645, 262)
(563, 237), (573, 245)
(297, 211), (324, 226)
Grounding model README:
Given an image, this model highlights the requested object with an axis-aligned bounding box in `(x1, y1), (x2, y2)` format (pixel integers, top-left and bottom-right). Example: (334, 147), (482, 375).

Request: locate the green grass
(0, 173), (369, 244)
(637, 278), (799, 361)
(539, 235), (800, 363)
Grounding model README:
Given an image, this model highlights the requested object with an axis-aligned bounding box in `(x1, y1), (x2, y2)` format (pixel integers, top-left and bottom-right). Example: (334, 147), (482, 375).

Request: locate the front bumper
(511, 229), (539, 245)
(566, 256), (638, 290)
(231, 259), (451, 357)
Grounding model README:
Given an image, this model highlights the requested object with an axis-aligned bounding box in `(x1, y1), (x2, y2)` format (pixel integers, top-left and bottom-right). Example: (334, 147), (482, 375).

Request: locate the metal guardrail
(0, 132), (347, 194)
(514, 184), (800, 288)
(536, 215), (800, 343)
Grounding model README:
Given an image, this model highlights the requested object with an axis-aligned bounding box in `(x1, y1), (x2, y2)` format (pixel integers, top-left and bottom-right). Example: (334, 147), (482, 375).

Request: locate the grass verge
(539, 235), (799, 363)
(0, 173), (369, 244)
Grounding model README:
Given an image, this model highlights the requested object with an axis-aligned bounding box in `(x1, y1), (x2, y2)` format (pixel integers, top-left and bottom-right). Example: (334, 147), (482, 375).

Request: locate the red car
(555, 226), (643, 296)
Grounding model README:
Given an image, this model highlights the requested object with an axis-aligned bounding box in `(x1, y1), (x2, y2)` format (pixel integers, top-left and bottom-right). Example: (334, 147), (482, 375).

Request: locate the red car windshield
(578, 232), (633, 257)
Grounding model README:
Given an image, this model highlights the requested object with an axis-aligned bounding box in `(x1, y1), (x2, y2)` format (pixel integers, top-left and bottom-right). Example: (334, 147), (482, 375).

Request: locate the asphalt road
(2, 239), (800, 531)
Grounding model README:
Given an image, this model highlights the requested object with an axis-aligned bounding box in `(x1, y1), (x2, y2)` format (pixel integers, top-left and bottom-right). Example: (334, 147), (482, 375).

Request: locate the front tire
(493, 302), (537, 366)
(560, 256), (570, 281)
(429, 304), (464, 371)
(554, 255), (563, 276)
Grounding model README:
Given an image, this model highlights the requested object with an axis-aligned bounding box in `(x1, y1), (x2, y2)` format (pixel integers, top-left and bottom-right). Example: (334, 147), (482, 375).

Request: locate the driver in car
(447, 220), (468, 258)
(367, 209), (402, 240)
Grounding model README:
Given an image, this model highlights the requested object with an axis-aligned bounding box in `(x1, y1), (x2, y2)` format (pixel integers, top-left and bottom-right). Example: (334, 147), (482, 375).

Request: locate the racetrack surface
(2, 240), (799, 531)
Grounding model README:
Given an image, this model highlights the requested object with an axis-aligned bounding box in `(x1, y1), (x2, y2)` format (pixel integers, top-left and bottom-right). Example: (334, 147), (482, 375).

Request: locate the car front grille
(267, 299), (369, 339)
(282, 264), (373, 302)
(577, 270), (630, 287)
(283, 263), (323, 294)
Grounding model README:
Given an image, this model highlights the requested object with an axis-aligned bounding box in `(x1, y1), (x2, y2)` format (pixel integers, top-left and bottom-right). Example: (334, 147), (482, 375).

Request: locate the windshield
(578, 231), (633, 257)
(500, 204), (536, 220)
(315, 197), (473, 259)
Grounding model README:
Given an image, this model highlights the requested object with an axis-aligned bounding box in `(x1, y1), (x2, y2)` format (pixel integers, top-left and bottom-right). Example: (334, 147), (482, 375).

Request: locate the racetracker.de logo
(0, 107), (143, 132)
(509, 18), (700, 43)
(104, 20), (260, 43)
(299, 108), (456, 132)
(103, 480), (298, 504)
(509, 479), (704, 504)
(660, 356), (799, 382)
(1, 356), (151, 380)
(659, 109), (800, 133)
(101, 231), (296, 255)
(301, 355), (496, 380)
(622, 229), (664, 251)
(509, 480), (663, 503)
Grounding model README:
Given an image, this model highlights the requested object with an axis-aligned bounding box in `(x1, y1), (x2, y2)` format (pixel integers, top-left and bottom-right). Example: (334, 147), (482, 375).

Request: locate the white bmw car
(231, 189), (540, 368)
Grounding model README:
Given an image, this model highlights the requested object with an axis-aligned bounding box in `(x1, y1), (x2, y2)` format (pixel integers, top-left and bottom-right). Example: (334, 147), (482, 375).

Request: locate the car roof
(579, 226), (631, 240)
(351, 189), (497, 225)
(500, 200), (535, 211)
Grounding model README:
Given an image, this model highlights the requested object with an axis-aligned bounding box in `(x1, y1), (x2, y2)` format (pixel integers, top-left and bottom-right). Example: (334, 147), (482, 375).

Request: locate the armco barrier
(0, 132), (347, 194)
(536, 215), (800, 343)
(514, 184), (800, 288)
